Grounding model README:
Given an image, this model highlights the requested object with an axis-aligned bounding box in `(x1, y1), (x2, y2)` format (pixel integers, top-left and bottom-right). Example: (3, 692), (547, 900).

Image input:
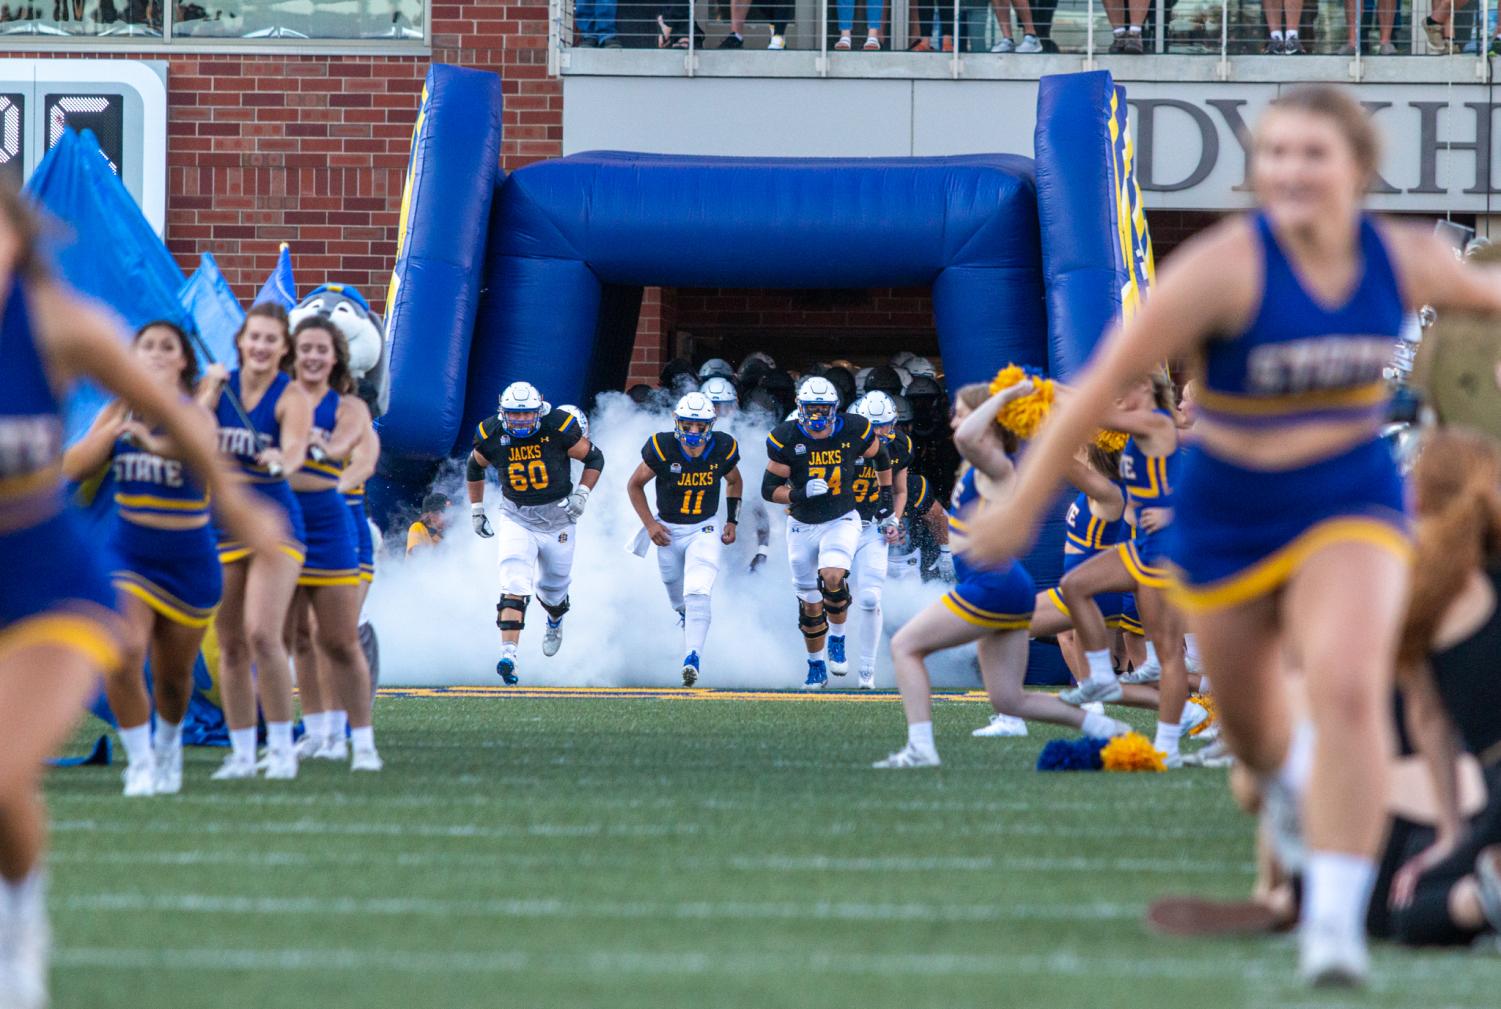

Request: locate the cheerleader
(204, 302), (311, 781)
(871, 383), (1129, 769)
(0, 185), (279, 1008)
(61, 321), (223, 797)
(284, 316), (380, 770)
(960, 84), (1501, 985)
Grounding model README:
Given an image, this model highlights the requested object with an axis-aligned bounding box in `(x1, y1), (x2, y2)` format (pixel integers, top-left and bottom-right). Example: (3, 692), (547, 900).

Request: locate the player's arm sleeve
(581, 442), (605, 473)
(761, 469), (789, 502)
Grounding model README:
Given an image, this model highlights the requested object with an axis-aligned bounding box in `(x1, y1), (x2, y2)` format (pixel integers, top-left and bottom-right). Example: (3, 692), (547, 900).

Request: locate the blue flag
(179, 252), (245, 367)
(255, 242), (297, 309)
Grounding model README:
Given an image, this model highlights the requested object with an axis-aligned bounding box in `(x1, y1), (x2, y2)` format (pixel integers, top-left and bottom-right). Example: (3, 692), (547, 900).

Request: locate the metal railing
(551, 0), (1494, 76)
(0, 0), (424, 40)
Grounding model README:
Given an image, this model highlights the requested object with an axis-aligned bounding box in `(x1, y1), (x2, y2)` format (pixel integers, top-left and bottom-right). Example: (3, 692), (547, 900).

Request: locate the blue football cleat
(681, 651), (700, 687)
(802, 659), (828, 691)
(496, 657), (519, 685)
(827, 635), (849, 676)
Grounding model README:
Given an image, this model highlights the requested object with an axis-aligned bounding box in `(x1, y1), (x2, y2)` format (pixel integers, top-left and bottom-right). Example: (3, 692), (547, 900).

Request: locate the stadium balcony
(553, 0), (1501, 82)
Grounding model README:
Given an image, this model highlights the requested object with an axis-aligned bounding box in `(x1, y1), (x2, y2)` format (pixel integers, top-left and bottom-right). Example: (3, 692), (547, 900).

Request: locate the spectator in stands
(1106, 0), (1149, 51)
(656, 2), (704, 46)
(1424, 0), (1485, 53)
(406, 493), (450, 555)
(989, 0), (1043, 51)
(1260, 0), (1304, 52)
(907, 0), (953, 50)
(718, 0), (794, 47)
(576, 0), (623, 47)
(1340, 0), (1397, 53)
(834, 0), (885, 49)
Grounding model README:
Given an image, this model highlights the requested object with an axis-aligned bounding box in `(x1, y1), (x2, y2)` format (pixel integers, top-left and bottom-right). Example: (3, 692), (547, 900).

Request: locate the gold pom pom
(1093, 429), (1129, 453)
(1188, 693), (1217, 737)
(987, 364), (1056, 440)
(1100, 731), (1166, 772)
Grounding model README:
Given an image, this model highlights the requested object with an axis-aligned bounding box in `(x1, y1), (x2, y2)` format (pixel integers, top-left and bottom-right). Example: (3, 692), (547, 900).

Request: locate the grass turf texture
(47, 692), (1500, 1009)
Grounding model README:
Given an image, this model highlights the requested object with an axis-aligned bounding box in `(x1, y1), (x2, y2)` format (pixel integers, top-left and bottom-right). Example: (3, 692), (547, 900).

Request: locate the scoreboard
(0, 60), (167, 234)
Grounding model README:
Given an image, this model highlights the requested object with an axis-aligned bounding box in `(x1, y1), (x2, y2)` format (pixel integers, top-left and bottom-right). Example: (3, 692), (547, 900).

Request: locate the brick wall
(4, 0), (563, 312)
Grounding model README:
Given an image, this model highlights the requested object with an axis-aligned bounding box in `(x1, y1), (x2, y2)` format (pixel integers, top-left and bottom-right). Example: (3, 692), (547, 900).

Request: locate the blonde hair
(1262, 84), (1381, 181)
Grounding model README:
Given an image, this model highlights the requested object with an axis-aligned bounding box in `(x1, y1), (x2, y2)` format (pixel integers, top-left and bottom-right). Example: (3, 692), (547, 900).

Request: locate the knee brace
(539, 595), (571, 621)
(797, 602), (829, 641)
(818, 572), (852, 616)
(497, 594), (529, 632)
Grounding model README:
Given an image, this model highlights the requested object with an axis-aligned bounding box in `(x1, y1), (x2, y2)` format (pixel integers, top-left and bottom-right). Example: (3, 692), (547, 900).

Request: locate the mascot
(289, 284), (390, 415)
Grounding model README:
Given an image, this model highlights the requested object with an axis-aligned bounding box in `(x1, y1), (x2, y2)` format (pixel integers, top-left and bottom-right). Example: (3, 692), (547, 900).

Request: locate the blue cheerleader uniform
(215, 370), (305, 564)
(1171, 213), (1409, 613)
(1117, 422), (1181, 590)
(1045, 491), (1134, 629)
(0, 277), (121, 669)
(944, 468), (1036, 632)
(110, 428), (222, 628)
(345, 482), (374, 584)
(295, 389), (360, 588)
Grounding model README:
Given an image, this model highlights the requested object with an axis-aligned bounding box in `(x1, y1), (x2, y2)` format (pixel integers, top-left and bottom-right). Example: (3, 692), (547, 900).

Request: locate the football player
(762, 376), (891, 689)
(627, 392), (743, 686)
(702, 375), (773, 573)
(847, 391), (908, 689)
(468, 382), (604, 684)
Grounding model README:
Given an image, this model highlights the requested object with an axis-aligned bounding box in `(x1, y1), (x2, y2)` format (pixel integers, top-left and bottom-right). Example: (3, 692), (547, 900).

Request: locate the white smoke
(366, 393), (981, 689)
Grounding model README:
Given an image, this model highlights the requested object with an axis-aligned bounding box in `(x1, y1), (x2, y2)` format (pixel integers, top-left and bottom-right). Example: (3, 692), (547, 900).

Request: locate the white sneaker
(872, 744), (941, 768)
(1081, 701), (1105, 715)
(313, 738), (349, 762)
(0, 908), (49, 1009)
(1298, 922), (1369, 988)
(154, 745), (183, 795)
(1180, 700), (1209, 736)
(857, 670), (875, 690)
(1059, 679), (1123, 705)
(1261, 779), (1306, 873)
(1120, 660), (1160, 685)
(542, 619), (564, 657)
(1016, 33), (1042, 52)
(294, 732), (325, 760)
(121, 761), (156, 798)
(350, 747), (384, 772)
(1196, 723), (1221, 743)
(768, 34), (786, 49)
(990, 36), (1016, 52)
(263, 749), (298, 780)
(1182, 739), (1234, 768)
(210, 752), (258, 781)
(972, 713), (1029, 737)
(1163, 750), (1184, 770)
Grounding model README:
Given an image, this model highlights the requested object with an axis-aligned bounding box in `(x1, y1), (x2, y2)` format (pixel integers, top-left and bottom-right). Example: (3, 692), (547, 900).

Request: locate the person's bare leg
(306, 584), (373, 732)
(978, 630), (1090, 730)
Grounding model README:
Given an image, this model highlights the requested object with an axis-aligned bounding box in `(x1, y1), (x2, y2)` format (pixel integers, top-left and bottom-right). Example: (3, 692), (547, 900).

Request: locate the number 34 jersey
(766, 414), (876, 525)
(642, 431), (740, 525)
(472, 409), (583, 508)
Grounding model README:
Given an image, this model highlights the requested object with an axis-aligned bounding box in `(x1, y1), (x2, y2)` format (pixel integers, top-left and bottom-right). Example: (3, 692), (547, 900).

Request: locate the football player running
(763, 376), (891, 689)
(703, 375), (774, 573)
(468, 382), (604, 684)
(627, 392), (743, 686)
(847, 391), (908, 689)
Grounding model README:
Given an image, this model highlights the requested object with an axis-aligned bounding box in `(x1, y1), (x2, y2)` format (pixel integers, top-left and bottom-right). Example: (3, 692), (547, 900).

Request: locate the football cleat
(827, 635), (849, 675)
(313, 738), (348, 762)
(263, 749), (299, 781)
(802, 659), (828, 690)
(1059, 680), (1123, 705)
(121, 761), (156, 798)
(497, 657), (519, 685)
(857, 670), (875, 690)
(350, 748), (384, 773)
(1298, 922), (1369, 989)
(971, 713), (1029, 738)
(872, 744), (941, 769)
(154, 745), (183, 796)
(542, 618), (564, 657)
(210, 753), (258, 781)
(682, 651), (700, 687)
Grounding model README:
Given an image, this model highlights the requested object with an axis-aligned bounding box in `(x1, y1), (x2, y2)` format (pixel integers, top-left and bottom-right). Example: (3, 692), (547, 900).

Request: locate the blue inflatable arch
(456, 152), (1048, 451)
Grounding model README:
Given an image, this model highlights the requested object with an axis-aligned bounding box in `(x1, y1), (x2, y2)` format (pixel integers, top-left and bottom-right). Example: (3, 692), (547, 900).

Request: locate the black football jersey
(766, 414), (876, 524)
(642, 431), (740, 525)
(472, 409), (583, 506)
(905, 471), (933, 519)
(852, 431), (912, 521)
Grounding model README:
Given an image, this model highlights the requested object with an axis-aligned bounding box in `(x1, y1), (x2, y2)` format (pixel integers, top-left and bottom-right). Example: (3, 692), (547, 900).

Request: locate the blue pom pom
(1036, 736), (1107, 771)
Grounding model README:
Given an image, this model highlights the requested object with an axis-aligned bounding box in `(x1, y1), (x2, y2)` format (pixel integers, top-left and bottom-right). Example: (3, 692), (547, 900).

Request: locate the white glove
(471, 503), (494, 538)
(560, 485), (591, 521)
(937, 545), (956, 583)
(878, 515), (899, 539)
(803, 478), (829, 498)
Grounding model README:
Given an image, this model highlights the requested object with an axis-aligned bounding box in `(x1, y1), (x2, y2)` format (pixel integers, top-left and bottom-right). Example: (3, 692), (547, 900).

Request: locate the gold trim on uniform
(112, 571), (217, 629)
(0, 608), (122, 671)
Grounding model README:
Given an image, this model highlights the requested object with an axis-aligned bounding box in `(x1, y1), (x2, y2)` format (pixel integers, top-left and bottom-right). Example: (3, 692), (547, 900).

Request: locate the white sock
(266, 720), (293, 754)
(858, 602), (882, 675)
(1286, 29), (1298, 39)
(1271, 29), (1284, 40)
(1082, 711), (1119, 738)
(1276, 720), (1316, 796)
(155, 717), (182, 752)
(810, 646), (827, 665)
(350, 725), (376, 752)
(683, 593), (712, 655)
(1184, 632), (1201, 666)
(302, 711), (327, 743)
(117, 722), (152, 767)
(1154, 720), (1181, 757)
(1085, 649), (1115, 687)
(1198, 674), (1212, 693)
(328, 709), (348, 741)
(907, 720), (936, 755)
(1113, 25), (1124, 35)
(1128, 24), (1141, 34)
(500, 640), (519, 660)
(1, 868), (45, 922)
(1302, 851), (1376, 938)
(229, 727), (257, 761)
(1141, 640), (1160, 669)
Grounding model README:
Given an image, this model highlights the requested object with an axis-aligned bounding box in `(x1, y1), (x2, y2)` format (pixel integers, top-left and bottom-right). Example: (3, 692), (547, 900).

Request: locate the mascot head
(289, 284), (388, 414)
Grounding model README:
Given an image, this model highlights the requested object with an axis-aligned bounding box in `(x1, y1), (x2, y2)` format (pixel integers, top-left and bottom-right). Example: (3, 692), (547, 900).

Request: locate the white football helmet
(697, 358), (735, 382)
(556, 404), (588, 440)
(498, 381), (544, 436)
(905, 356), (937, 379)
(675, 392), (716, 449)
(699, 376), (738, 418)
(796, 376), (840, 432)
(857, 391), (899, 441)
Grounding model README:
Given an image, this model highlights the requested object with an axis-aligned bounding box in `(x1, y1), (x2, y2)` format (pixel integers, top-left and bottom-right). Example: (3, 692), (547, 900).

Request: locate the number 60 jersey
(472, 409), (583, 508)
(641, 431), (740, 524)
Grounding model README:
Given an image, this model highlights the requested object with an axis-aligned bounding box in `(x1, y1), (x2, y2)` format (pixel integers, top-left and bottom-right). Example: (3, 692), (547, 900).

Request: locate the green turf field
(45, 691), (1500, 1009)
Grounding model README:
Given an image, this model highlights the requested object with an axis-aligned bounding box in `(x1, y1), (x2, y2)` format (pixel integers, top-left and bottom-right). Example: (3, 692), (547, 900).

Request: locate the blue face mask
(676, 420), (709, 448)
(800, 405), (833, 431)
(876, 424), (896, 442)
(503, 411), (539, 437)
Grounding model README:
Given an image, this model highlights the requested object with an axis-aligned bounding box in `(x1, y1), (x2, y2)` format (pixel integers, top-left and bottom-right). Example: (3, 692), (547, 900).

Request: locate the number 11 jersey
(642, 431), (740, 524)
